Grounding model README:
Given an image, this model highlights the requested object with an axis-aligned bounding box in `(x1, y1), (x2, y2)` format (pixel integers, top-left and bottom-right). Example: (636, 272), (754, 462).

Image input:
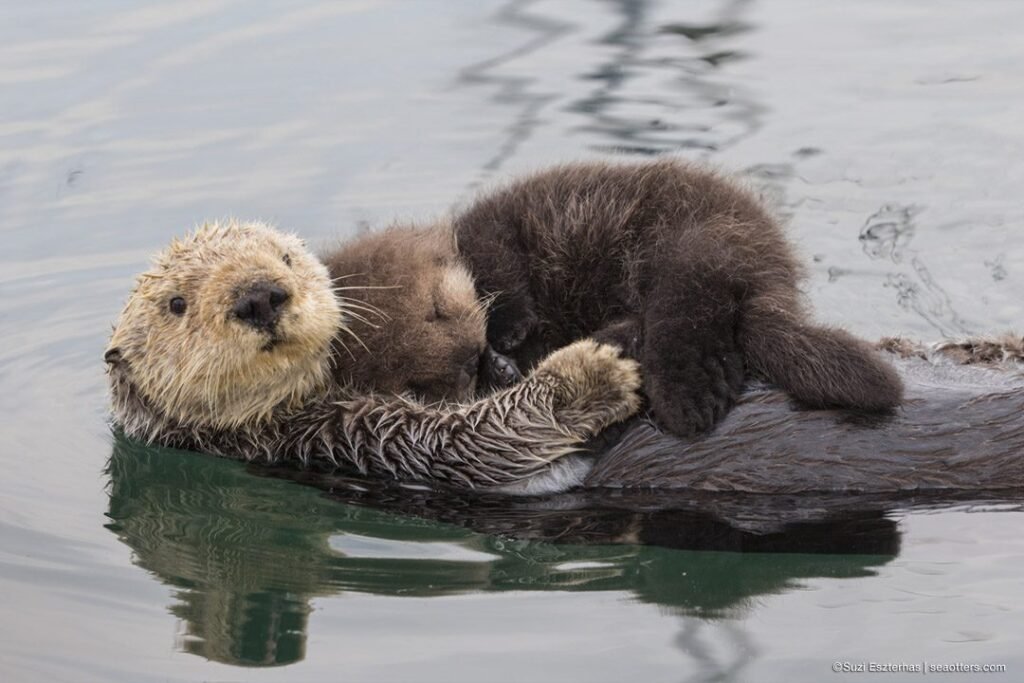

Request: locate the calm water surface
(1, 2), (1022, 681)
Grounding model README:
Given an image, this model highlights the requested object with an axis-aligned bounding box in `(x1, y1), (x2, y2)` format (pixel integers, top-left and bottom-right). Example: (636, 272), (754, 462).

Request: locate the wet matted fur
(453, 159), (904, 435)
(582, 337), (1024, 492)
(105, 220), (643, 489)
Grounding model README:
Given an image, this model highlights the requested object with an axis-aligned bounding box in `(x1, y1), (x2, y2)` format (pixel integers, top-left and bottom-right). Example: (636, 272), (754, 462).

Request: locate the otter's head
(323, 223), (488, 402)
(105, 220), (342, 431)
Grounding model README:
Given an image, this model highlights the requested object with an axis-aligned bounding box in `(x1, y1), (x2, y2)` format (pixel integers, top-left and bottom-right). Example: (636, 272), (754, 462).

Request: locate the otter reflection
(104, 436), (923, 667)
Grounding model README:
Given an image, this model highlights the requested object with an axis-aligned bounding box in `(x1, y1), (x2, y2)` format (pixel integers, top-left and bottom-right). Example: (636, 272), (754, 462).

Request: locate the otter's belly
(582, 355), (1024, 493)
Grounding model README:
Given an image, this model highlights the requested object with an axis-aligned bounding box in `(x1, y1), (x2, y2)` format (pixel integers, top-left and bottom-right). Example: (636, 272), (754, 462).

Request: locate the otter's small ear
(104, 347), (123, 365)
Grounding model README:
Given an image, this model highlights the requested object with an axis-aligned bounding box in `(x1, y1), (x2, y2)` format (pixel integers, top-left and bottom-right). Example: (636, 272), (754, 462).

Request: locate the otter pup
(320, 222), (521, 403)
(104, 220), (643, 489)
(453, 160), (904, 435)
(321, 223), (489, 401)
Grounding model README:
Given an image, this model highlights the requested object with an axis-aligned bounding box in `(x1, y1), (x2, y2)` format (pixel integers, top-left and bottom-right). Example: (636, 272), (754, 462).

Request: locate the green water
(2, 1), (1023, 681)
(104, 440), (899, 671)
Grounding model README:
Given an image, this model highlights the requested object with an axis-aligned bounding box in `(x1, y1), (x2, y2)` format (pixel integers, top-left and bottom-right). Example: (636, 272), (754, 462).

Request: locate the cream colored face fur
(106, 220), (341, 429)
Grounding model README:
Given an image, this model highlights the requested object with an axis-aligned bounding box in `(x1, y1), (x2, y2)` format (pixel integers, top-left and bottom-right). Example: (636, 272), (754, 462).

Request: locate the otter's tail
(740, 307), (904, 411)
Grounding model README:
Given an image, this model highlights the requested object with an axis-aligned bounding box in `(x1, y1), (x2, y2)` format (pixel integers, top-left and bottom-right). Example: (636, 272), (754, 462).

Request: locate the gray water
(1, 1), (1022, 681)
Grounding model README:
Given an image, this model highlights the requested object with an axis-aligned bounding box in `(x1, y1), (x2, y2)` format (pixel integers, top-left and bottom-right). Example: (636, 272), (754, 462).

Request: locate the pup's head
(105, 220), (341, 430)
(323, 223), (488, 402)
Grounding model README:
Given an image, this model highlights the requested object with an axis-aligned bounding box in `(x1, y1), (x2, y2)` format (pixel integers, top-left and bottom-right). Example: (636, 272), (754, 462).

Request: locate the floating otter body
(581, 343), (1024, 492)
(104, 220), (643, 489)
(453, 160), (904, 435)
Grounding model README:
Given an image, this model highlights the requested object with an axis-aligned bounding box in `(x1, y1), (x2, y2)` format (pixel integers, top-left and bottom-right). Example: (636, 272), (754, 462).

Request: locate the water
(1, 1), (1022, 681)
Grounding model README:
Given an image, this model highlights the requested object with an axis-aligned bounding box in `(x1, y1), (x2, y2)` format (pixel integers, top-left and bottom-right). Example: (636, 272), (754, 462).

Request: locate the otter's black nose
(232, 282), (290, 331)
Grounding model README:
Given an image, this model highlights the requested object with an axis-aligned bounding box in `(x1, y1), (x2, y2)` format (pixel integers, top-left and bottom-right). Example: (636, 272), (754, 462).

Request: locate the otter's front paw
(534, 339), (643, 431)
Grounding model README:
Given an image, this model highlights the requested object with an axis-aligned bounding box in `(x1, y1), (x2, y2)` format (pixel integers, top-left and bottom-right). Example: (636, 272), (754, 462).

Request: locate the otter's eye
(282, 253), (292, 267)
(169, 296), (187, 316)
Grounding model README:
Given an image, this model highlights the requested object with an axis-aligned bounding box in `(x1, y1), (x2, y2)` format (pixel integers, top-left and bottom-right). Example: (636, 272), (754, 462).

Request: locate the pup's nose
(232, 282), (290, 330)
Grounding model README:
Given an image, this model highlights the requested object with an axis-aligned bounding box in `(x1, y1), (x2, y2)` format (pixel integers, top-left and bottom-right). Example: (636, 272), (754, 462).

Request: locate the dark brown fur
(454, 160), (904, 435)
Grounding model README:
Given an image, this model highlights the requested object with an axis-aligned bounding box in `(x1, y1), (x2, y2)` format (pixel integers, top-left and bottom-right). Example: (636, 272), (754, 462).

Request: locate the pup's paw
(644, 349), (743, 437)
(479, 345), (523, 392)
(534, 339), (643, 430)
(489, 306), (538, 354)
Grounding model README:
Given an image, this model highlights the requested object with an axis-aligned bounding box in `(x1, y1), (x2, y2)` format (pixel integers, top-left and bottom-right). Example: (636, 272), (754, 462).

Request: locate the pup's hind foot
(643, 347), (745, 437)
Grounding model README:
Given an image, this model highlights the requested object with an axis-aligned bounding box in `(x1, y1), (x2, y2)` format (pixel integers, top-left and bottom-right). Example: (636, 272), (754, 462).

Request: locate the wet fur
(881, 333), (1024, 366)
(108, 338), (642, 489)
(105, 220), (643, 489)
(582, 338), (1024, 492)
(453, 160), (904, 435)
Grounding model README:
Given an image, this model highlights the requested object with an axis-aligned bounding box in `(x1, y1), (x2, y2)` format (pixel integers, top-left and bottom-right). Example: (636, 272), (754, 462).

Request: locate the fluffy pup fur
(320, 223), (491, 402)
(453, 159), (904, 436)
(105, 220), (643, 489)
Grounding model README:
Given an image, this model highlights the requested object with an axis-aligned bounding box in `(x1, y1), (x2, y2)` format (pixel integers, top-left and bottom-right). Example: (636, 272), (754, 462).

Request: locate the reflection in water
(459, 0), (572, 176)
(104, 441), (326, 666)
(462, 0), (764, 178)
(105, 435), (905, 668)
(573, 0), (763, 156)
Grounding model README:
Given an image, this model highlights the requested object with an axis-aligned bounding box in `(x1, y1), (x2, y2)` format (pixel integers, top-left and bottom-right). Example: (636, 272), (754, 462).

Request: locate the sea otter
(104, 220), (644, 489)
(452, 160), (904, 435)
